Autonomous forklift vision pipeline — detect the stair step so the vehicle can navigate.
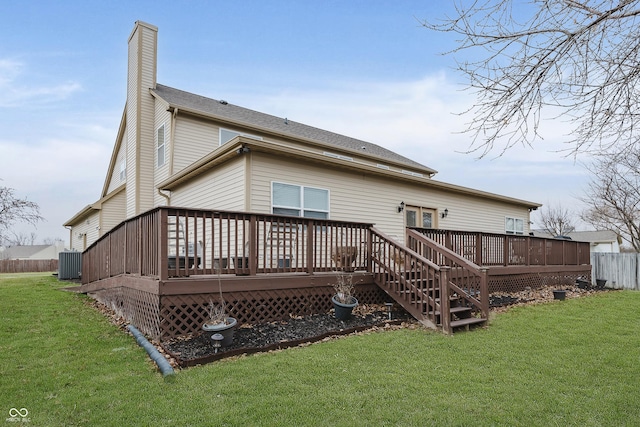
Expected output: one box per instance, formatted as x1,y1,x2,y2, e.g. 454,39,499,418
429,306,472,316
450,317,486,329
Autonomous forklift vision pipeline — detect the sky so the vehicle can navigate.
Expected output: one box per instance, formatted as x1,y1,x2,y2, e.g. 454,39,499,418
0,1,593,246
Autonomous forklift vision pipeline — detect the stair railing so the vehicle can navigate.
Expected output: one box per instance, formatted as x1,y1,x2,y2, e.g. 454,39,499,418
407,229,489,329
369,227,445,328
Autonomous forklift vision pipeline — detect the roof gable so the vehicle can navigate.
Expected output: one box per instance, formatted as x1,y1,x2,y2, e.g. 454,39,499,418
150,84,437,175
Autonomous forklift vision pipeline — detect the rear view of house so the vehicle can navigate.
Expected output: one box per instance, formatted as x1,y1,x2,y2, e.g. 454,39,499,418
66,22,590,339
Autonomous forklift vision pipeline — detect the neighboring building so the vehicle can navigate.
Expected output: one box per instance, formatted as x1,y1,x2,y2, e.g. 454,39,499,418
532,230,620,253
64,21,541,251
0,244,66,260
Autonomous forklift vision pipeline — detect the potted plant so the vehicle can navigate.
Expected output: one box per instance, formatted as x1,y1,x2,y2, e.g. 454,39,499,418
202,265,237,347
331,272,358,320
202,299,237,346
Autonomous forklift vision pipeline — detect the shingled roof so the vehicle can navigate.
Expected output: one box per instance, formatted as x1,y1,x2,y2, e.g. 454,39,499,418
151,84,437,174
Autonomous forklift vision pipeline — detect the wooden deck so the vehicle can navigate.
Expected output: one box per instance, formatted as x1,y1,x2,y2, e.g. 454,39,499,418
78,207,591,340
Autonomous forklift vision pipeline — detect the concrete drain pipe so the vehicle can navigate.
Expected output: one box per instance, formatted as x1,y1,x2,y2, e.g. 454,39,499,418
127,325,175,378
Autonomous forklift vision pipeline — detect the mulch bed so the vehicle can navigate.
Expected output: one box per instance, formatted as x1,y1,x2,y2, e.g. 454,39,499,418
161,304,413,367
80,283,612,369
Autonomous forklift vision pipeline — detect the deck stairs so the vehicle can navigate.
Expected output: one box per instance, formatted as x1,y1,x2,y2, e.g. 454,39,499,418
370,227,489,333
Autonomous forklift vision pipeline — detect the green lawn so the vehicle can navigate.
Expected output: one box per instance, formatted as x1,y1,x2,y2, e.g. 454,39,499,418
2,273,640,426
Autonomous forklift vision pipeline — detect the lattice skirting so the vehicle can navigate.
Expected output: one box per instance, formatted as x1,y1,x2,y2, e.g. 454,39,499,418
91,283,386,341
90,287,161,339
159,284,386,340
489,270,592,294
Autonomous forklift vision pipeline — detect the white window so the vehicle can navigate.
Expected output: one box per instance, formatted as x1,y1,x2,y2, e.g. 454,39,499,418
119,158,126,182
506,217,525,235
272,182,329,219
219,128,262,146
157,124,165,167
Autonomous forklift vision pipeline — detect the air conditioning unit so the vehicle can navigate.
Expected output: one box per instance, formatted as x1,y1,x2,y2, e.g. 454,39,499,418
58,251,82,280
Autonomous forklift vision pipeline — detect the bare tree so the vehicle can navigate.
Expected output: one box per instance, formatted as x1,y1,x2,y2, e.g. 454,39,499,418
7,232,38,246
539,204,576,236
43,237,64,246
423,1,640,158
0,183,43,243
581,150,640,251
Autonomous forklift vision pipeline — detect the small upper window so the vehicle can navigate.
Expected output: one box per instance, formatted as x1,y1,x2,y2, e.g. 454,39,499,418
157,124,165,167
219,128,262,146
119,158,126,182
506,217,525,235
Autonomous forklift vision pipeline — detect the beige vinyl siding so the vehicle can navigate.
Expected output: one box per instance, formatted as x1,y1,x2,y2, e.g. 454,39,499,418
173,116,219,173
106,142,128,194
126,22,157,218
250,152,531,239
169,157,246,210
70,212,100,251
125,28,138,219
100,190,127,236
153,101,171,206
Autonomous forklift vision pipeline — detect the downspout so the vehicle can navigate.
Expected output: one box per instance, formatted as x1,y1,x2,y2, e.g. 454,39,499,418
157,107,177,207
169,108,178,176
157,188,171,206
64,226,72,250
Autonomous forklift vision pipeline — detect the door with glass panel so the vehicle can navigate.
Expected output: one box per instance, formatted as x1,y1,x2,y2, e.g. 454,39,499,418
405,206,436,229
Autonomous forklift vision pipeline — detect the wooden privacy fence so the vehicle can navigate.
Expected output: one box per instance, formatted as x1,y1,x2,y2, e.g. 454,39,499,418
591,253,640,290
0,259,58,273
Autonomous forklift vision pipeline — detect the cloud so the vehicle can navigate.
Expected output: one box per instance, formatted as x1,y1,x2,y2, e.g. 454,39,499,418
219,71,595,231
0,57,82,107
234,72,578,160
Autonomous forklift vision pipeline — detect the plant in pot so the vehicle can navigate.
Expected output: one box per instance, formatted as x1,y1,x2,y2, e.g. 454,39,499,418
331,272,358,320
202,266,237,347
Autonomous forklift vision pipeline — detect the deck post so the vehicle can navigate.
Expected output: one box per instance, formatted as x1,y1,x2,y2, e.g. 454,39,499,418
106,232,111,279
306,218,314,274
249,215,257,276
439,266,451,334
367,227,374,273
475,232,482,266
137,216,143,276
159,209,168,281
480,267,489,318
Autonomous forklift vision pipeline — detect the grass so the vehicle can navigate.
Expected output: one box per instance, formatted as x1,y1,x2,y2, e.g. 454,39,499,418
2,273,640,426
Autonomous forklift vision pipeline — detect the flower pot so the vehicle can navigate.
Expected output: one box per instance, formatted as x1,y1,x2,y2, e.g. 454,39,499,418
332,295,358,320
596,279,606,290
202,317,237,347
553,290,567,301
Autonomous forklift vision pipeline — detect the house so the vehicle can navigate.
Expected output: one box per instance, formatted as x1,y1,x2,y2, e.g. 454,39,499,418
64,21,541,252
67,22,590,339
0,244,65,261
532,230,620,253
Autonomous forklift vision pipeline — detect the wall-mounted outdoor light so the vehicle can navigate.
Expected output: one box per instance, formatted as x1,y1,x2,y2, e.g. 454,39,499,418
441,208,449,218
397,201,405,213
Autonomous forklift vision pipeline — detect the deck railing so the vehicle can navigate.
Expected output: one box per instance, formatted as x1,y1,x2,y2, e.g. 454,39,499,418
82,207,372,284
412,228,591,267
